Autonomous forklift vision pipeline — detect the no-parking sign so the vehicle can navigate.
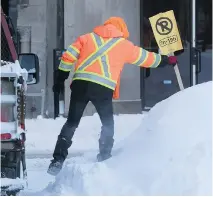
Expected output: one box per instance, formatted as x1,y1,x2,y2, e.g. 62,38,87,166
149,10,183,55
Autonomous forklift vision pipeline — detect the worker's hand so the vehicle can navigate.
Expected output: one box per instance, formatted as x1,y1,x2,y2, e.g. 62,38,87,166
52,83,64,93
168,56,178,66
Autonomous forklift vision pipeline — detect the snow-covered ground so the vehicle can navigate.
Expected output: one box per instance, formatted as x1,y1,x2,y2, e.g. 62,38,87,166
17,81,213,195
21,114,144,194
24,114,143,156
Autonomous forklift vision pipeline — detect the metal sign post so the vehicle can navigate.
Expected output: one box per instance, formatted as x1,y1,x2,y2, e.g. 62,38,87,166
173,64,185,90
168,52,184,90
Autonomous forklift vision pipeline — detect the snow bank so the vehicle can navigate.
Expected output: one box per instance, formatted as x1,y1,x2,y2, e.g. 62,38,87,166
46,81,212,196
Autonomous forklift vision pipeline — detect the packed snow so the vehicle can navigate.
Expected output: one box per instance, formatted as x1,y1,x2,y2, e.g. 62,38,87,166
17,81,212,196
0,95,16,104
1,178,25,192
21,114,144,194
24,114,143,155
0,60,28,81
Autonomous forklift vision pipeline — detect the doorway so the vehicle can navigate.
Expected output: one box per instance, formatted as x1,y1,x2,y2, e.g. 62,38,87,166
140,0,212,110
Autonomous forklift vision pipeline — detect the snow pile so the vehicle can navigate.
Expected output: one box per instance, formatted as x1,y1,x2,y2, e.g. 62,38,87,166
44,162,142,196
28,68,36,73
43,81,212,196
1,60,28,81
1,178,25,193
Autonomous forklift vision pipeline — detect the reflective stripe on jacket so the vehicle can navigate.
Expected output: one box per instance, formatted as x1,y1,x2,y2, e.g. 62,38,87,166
73,33,124,89
58,30,162,91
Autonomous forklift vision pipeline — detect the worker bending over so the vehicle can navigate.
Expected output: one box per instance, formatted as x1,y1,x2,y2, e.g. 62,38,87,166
48,16,178,176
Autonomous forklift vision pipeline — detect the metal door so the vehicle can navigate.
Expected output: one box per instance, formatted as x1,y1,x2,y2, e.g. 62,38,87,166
140,0,212,110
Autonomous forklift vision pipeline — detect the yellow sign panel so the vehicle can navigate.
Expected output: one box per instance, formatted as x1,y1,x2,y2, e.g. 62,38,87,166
149,10,183,55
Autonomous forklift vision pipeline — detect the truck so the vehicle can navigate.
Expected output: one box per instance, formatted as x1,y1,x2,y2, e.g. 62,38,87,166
1,7,40,195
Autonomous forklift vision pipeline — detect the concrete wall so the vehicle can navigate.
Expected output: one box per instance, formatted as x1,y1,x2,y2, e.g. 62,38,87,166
16,0,142,118
64,0,141,116
17,0,58,118
44,0,58,118
17,0,48,118
14,0,212,118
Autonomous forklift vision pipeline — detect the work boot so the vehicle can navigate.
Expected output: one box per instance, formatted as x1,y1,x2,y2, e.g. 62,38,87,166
97,138,114,162
53,135,72,161
97,152,112,162
48,135,72,176
47,159,64,176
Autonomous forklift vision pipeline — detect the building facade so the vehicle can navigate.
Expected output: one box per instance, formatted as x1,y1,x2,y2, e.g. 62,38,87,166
2,0,212,118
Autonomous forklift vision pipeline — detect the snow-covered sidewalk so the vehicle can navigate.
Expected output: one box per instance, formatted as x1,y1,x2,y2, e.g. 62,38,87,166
24,114,144,156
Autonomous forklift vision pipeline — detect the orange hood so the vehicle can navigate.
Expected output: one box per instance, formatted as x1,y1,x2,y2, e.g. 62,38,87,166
93,16,129,39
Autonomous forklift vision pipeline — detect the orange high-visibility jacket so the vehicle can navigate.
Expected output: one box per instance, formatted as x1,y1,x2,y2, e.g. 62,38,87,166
59,24,162,99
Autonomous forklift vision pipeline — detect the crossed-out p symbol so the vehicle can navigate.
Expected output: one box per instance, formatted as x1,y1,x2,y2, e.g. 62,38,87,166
155,17,173,35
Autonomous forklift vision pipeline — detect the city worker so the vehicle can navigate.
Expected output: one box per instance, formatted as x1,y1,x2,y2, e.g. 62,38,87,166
48,16,178,176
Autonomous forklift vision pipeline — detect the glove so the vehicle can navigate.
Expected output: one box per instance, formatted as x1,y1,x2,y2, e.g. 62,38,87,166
168,56,178,66
52,83,64,93
56,70,70,81
52,70,70,93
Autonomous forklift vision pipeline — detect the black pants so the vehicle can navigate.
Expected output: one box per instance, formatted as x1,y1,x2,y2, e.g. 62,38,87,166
53,80,114,161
